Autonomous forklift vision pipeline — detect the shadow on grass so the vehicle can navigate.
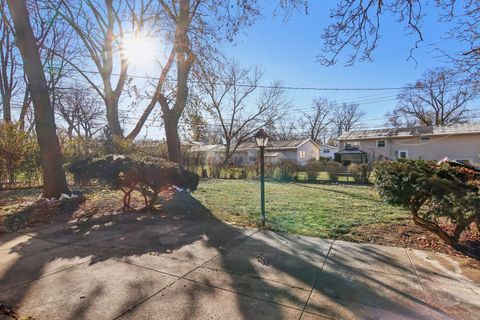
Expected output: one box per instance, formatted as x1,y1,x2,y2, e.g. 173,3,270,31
289,182,380,204
0,189,457,319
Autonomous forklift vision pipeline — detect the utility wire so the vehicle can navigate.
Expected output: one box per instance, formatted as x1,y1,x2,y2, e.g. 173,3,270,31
5,60,473,92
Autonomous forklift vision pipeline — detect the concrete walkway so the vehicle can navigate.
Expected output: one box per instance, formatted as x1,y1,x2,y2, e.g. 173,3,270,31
0,213,479,320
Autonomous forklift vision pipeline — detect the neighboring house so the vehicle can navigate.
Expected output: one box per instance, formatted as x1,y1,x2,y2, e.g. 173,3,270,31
190,138,321,166
336,124,480,164
189,143,226,164
232,138,321,165
319,144,338,160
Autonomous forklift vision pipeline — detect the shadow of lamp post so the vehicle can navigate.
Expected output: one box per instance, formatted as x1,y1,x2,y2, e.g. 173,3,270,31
255,129,269,227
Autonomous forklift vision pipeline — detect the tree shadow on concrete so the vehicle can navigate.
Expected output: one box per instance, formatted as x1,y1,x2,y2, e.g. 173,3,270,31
0,190,459,319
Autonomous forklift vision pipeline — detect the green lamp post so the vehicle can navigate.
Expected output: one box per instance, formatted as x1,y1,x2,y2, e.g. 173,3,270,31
255,129,269,227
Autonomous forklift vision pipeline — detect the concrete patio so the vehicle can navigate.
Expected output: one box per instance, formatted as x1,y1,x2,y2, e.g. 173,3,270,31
0,212,479,320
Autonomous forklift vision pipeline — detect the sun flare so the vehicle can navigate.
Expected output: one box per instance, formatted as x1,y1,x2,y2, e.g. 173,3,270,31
121,33,156,67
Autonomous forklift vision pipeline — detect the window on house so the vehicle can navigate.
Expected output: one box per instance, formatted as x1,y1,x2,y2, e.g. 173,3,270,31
248,156,256,162
420,137,431,141
398,150,408,159
345,141,359,149
299,150,306,159
323,149,330,153
377,140,386,148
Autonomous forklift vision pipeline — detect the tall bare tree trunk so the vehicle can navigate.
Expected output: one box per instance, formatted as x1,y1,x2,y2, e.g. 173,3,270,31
160,0,194,164
163,111,182,163
1,94,11,122
7,0,70,198
18,87,30,130
105,95,123,138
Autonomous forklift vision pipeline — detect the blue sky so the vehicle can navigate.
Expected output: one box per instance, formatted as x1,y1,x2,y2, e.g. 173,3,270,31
220,1,468,129
125,1,473,139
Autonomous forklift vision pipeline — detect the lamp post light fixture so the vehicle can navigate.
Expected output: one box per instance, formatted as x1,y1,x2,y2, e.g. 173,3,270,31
255,129,269,227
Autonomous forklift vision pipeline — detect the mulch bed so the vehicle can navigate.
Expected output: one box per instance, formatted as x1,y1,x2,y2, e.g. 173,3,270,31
0,196,86,234
347,220,480,260
0,303,26,320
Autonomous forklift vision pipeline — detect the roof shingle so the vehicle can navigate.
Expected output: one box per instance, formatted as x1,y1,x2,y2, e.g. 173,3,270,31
235,139,316,151
338,123,480,141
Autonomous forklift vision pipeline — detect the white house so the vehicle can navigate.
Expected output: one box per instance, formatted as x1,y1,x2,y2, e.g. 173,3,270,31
189,138,322,165
319,144,338,160
229,138,321,165
189,143,226,164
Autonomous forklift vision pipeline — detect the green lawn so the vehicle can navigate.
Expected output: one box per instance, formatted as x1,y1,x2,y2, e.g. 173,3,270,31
1,179,408,239
193,179,409,238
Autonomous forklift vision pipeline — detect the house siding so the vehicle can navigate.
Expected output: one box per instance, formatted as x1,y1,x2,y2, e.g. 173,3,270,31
226,139,321,166
296,141,320,165
339,134,480,163
320,146,337,159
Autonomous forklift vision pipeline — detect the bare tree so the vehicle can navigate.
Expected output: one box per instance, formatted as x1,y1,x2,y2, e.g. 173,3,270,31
384,108,418,128
0,1,17,123
54,0,157,140
7,0,69,197
56,86,104,138
0,4,31,127
334,103,365,136
203,125,223,145
319,0,480,84
0,0,74,127
440,1,480,85
194,59,289,164
182,96,208,142
268,118,300,140
302,97,335,142
395,69,474,126
319,1,424,65
150,0,276,163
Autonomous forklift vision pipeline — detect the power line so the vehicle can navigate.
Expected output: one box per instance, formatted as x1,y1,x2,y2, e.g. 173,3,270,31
7,99,480,127
7,60,471,92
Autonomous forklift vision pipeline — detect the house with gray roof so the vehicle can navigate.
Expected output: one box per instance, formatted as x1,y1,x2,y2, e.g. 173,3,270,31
190,138,321,165
231,138,321,165
189,143,226,164
336,123,480,164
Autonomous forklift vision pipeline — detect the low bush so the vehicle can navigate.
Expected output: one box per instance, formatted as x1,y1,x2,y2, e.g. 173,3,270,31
275,159,297,181
265,164,275,179
0,122,41,188
374,159,480,247
67,155,200,209
238,168,248,179
61,135,103,163
100,128,136,155
182,150,205,173
325,161,344,182
208,162,222,178
349,163,373,184
305,160,320,182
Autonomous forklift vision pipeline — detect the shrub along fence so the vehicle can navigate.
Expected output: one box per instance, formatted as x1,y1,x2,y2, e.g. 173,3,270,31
0,127,373,190
196,159,373,184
